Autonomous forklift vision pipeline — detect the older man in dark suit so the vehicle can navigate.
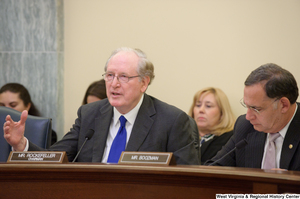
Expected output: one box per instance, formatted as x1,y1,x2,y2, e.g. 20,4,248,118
206,63,300,171
3,47,200,165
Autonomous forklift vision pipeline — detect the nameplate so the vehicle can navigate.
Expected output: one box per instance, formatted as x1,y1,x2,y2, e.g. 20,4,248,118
7,151,69,164
118,152,176,165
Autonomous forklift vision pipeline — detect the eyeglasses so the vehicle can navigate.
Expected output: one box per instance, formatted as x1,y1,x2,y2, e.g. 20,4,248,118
240,98,278,115
102,73,141,83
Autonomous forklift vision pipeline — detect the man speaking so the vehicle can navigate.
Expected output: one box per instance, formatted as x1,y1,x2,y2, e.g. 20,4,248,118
3,47,200,165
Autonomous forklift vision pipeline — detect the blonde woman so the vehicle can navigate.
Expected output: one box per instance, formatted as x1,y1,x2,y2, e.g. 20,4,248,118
189,87,235,164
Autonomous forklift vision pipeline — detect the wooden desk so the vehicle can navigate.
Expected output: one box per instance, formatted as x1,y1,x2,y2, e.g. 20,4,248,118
0,163,299,199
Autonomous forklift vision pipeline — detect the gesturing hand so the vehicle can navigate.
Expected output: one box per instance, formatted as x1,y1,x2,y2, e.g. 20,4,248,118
3,110,28,151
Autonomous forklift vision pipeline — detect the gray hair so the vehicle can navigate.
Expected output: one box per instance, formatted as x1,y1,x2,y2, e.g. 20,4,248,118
104,47,155,85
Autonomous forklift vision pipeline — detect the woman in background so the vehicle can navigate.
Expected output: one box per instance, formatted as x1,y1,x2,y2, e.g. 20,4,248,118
0,83,57,145
189,87,235,164
82,79,107,105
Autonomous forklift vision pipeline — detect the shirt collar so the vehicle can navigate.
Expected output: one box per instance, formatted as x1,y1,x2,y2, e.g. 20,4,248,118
113,94,144,126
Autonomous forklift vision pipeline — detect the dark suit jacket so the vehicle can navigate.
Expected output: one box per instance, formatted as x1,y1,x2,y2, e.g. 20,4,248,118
205,103,300,171
201,131,233,165
29,94,200,165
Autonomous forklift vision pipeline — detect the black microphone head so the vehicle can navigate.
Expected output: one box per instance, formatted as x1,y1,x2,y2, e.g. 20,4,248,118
85,129,95,140
235,139,248,149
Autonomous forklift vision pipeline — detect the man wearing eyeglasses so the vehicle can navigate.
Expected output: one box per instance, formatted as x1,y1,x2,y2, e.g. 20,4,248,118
206,63,300,171
3,47,200,165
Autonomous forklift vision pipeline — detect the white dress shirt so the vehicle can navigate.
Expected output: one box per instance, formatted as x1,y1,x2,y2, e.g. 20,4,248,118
101,94,144,163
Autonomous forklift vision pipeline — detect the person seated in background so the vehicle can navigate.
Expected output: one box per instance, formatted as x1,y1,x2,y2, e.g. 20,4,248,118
3,47,199,165
189,87,235,164
205,63,300,171
82,79,107,105
0,83,57,145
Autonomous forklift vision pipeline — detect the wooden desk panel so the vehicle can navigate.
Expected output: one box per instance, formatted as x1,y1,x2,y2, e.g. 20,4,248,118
0,163,299,199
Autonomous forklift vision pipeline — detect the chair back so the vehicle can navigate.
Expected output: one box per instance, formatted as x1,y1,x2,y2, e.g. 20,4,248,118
0,106,52,162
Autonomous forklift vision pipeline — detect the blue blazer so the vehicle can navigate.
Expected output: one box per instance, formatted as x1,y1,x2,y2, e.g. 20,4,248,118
29,94,200,165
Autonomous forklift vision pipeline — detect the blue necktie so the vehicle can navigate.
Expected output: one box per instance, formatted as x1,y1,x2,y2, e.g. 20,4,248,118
107,116,127,163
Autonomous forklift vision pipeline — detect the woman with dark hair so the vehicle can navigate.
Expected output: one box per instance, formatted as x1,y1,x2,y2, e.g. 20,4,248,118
0,83,57,145
82,79,107,105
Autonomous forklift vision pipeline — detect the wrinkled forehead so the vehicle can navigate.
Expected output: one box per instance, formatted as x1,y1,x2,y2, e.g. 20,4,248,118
107,51,139,72
243,83,270,104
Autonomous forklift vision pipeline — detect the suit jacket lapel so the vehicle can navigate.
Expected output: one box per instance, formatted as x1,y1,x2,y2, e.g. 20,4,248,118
92,103,113,162
126,94,155,151
245,131,266,168
280,104,300,169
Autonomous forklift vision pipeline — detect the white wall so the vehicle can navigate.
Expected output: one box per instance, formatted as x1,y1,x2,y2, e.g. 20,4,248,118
64,0,300,134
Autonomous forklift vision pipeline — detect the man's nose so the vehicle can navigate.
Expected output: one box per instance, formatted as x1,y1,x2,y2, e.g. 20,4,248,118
245,108,255,121
111,75,120,86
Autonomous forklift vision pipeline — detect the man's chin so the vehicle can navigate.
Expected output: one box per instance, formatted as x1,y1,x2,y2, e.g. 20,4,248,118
253,126,270,133
109,99,121,107
253,124,263,132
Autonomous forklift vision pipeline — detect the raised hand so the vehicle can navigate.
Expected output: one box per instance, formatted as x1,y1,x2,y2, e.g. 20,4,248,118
3,110,28,151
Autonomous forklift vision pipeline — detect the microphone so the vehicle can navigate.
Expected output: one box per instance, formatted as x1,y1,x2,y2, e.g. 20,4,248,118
72,129,95,163
208,138,248,166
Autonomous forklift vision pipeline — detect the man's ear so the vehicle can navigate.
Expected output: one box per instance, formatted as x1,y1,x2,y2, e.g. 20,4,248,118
279,97,290,113
141,76,150,93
